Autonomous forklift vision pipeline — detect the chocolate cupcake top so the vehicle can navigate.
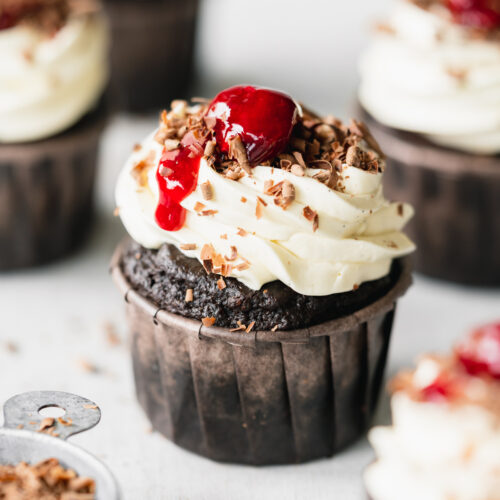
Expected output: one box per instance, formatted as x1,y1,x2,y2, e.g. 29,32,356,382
359,0,500,154
365,321,500,500
0,0,108,143
116,86,415,296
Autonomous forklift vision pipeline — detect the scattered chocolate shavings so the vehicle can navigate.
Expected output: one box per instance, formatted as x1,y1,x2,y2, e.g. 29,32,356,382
185,289,193,302
290,164,305,176
346,145,361,167
200,244,215,260
130,150,156,187
133,143,142,152
38,418,55,433
353,284,359,291
83,404,97,410
374,22,396,35
0,458,96,498
4,341,18,353
240,196,247,203
237,227,248,237
225,246,238,261
77,359,99,374
397,203,404,216
230,320,247,332
217,278,226,290
446,67,468,83
113,207,120,217
102,321,121,347
246,321,255,333
200,180,213,201
204,140,216,156
200,209,218,216
235,262,250,271
164,139,180,151
202,259,212,274
194,202,206,212
158,165,173,177
303,206,319,232
228,135,252,174
202,317,216,327
292,151,306,168
57,417,72,427
220,234,228,240
255,197,265,219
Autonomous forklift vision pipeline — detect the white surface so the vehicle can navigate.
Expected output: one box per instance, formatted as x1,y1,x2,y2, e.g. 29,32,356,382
1,0,500,498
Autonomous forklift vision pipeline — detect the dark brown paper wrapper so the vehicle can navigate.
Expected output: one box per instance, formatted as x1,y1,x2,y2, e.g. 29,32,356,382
358,105,500,285
0,107,106,270
105,0,199,113
111,241,412,465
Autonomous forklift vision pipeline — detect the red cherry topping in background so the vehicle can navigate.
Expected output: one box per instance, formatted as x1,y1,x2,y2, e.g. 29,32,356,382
206,85,298,165
421,374,457,403
456,322,500,379
155,131,206,231
447,0,500,29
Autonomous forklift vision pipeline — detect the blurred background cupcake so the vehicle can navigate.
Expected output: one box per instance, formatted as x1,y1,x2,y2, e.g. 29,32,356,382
103,0,199,113
358,0,500,285
0,0,109,269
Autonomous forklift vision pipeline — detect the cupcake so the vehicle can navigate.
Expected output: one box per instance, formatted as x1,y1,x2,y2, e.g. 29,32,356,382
358,0,500,285
365,321,500,500
111,85,415,464
103,0,199,112
0,0,109,269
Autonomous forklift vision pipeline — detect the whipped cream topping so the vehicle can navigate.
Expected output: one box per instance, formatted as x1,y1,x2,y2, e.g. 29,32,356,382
0,11,108,143
116,129,415,296
365,357,500,500
359,0,500,154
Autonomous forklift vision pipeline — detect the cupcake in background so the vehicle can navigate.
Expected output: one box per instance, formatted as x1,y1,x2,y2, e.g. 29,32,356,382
358,0,500,285
112,85,415,464
365,321,500,500
0,0,109,269
104,0,199,112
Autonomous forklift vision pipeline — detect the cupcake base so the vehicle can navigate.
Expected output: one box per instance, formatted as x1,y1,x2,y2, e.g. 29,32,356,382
105,0,199,112
359,106,500,285
111,240,412,465
0,105,107,270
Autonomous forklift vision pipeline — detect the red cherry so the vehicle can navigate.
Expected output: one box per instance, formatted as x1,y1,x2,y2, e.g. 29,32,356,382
447,0,500,29
456,322,500,379
206,85,298,165
421,373,458,403
155,131,206,231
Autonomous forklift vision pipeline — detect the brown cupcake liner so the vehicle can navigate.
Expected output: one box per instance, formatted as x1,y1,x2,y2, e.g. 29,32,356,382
111,240,412,465
359,106,500,285
0,107,106,270
105,0,199,113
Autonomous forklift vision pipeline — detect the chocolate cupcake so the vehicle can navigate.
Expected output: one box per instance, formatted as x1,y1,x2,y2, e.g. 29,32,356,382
112,85,415,464
365,321,500,500
0,0,109,269
104,0,199,112
358,0,500,285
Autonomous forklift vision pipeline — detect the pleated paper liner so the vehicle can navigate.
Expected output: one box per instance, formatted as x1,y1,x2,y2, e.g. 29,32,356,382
105,0,199,113
0,105,107,270
358,105,500,285
111,240,412,465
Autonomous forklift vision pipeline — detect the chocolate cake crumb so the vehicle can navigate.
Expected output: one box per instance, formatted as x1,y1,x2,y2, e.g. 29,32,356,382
121,240,400,331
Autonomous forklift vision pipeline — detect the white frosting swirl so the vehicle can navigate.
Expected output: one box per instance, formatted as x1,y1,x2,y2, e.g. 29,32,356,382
359,0,500,154
0,12,109,143
116,130,414,296
365,391,500,500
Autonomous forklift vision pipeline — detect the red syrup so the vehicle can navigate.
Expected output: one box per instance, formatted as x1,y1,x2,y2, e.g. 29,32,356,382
155,131,205,231
154,85,297,231
421,374,457,403
456,321,500,379
447,0,500,29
